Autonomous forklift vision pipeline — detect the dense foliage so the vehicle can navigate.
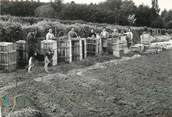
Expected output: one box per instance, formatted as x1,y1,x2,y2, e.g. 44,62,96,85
1,0,172,29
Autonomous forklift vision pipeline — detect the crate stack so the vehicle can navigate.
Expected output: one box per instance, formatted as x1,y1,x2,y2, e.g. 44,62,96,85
140,33,151,47
0,42,16,72
71,37,86,61
86,37,102,56
107,37,120,57
41,40,57,66
57,37,86,63
57,39,72,63
119,36,129,54
16,40,27,66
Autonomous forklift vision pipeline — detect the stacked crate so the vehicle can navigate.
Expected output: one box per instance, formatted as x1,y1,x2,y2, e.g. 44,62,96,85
119,36,129,54
41,40,57,66
16,40,27,66
57,39,72,63
71,37,86,61
57,37,86,63
107,37,120,57
0,42,16,72
140,33,151,46
86,37,102,56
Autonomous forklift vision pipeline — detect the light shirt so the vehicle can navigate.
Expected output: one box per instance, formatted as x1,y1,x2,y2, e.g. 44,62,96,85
46,32,55,40
125,31,133,39
101,31,109,38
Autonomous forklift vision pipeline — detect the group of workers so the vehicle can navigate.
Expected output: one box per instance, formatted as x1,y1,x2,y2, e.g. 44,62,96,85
26,27,133,73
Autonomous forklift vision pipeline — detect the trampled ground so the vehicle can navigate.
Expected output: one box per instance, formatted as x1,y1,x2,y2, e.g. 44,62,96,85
1,51,172,117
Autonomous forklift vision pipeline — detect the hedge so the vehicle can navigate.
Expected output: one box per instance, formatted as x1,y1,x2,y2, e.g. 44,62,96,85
0,20,103,42
0,16,171,43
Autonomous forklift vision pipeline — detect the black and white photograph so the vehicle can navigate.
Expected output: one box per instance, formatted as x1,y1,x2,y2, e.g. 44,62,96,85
0,0,172,116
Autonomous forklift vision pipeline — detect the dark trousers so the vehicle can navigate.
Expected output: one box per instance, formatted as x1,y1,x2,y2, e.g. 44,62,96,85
127,42,132,48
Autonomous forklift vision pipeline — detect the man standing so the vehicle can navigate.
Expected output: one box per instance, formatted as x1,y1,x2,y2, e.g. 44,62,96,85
68,28,78,39
89,29,97,38
125,29,133,48
46,29,55,40
100,28,109,53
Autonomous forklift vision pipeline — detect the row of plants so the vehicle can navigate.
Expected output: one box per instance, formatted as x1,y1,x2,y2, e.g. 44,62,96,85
0,18,171,43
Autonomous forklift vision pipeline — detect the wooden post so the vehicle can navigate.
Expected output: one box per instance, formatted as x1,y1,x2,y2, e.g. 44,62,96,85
79,39,83,60
84,38,87,59
99,38,102,54
69,40,72,63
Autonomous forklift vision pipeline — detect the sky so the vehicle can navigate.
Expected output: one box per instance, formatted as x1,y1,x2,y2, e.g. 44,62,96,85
40,0,171,11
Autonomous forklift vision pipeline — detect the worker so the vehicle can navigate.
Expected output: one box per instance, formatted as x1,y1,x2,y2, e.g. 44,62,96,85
124,28,133,48
89,29,97,38
26,29,39,73
68,28,78,39
100,28,110,53
112,28,121,38
46,29,55,40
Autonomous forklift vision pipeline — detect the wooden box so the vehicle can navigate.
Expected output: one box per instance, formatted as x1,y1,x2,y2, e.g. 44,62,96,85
107,37,120,57
0,42,16,72
16,40,27,66
57,39,72,63
119,36,129,54
71,38,86,61
86,37,102,56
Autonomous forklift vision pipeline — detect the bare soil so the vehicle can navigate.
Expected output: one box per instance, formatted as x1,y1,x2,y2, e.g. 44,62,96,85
1,51,172,117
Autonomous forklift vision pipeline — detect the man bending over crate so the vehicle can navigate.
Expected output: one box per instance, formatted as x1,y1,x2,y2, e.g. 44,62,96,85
26,29,53,73
26,29,39,73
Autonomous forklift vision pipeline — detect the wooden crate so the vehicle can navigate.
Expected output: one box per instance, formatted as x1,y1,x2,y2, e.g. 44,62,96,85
71,38,86,61
141,33,151,46
0,42,16,72
16,40,27,66
86,37,101,56
57,39,72,63
107,37,120,57
57,37,86,63
0,63,16,72
119,36,129,54
0,42,16,52
41,40,57,66
0,52,16,64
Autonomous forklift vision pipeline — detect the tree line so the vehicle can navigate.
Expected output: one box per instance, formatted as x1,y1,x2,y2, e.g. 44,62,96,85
1,0,172,29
